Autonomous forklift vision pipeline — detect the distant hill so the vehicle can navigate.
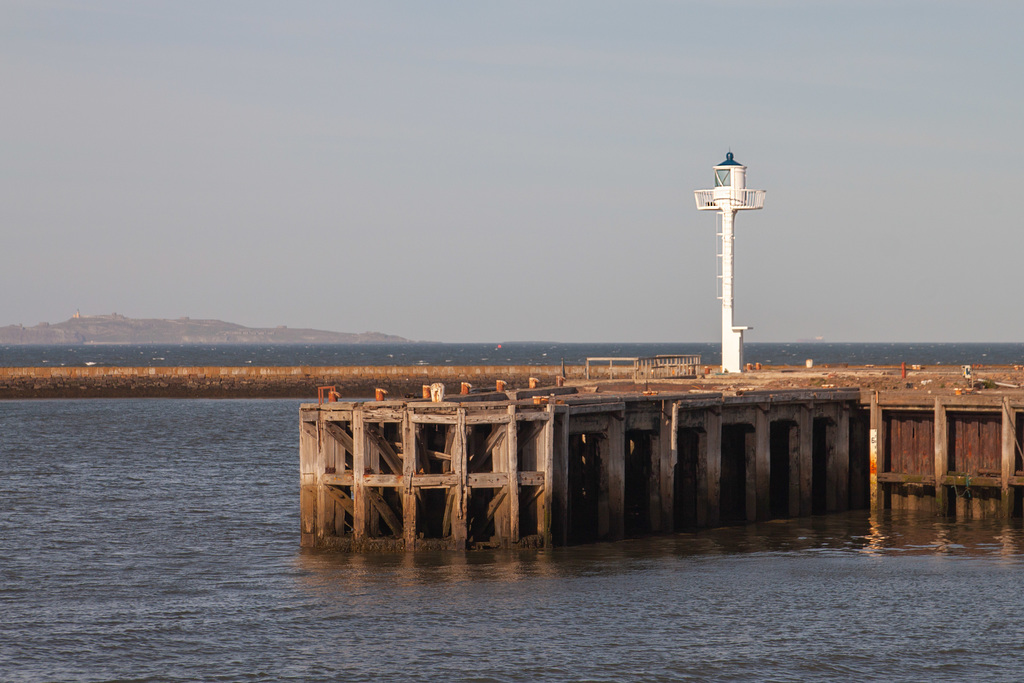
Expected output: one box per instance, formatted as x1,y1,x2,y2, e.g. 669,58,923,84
0,314,409,345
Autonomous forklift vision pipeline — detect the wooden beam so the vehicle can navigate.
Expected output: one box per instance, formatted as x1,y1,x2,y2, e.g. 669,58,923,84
556,412,570,546
705,408,722,528
365,486,402,536
605,410,625,541
745,422,758,523
799,404,813,517
755,406,770,521
835,404,850,512
467,472,509,487
659,401,677,533
299,421,318,547
787,421,800,518
485,488,508,525
322,473,354,486
1001,397,1016,518
352,411,367,541
410,414,459,425
507,404,519,544
442,488,454,538
869,393,881,512
452,409,468,549
324,421,354,453
403,412,417,549
365,425,403,475
325,485,355,517
934,398,948,515
411,473,459,488
540,404,555,546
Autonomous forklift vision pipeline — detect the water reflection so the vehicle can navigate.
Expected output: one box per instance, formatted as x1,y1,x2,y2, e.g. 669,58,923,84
295,510,1024,596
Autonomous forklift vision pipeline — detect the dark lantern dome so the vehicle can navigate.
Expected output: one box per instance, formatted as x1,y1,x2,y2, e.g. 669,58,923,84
717,151,742,167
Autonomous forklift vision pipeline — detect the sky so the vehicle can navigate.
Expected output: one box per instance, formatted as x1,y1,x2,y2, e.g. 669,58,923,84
2,1,1023,343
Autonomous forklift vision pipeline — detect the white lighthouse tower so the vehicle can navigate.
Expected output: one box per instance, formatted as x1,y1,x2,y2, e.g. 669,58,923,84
694,152,765,373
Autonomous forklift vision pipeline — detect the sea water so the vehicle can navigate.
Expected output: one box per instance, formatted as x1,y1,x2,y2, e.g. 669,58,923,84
2,341,1024,368
4,399,1024,681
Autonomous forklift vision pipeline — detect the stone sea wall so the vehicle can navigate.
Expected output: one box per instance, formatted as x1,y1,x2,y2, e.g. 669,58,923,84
0,365,578,399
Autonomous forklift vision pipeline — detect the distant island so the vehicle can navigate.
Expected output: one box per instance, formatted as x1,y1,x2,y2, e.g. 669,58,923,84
0,313,408,345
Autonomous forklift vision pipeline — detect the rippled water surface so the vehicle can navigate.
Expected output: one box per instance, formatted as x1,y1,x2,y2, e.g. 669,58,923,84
5,399,1024,681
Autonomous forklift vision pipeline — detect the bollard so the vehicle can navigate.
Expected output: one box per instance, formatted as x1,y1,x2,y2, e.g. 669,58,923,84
460,382,472,395
495,380,507,392
430,383,445,402
556,376,565,387
805,359,814,368
528,377,539,389
375,388,388,401
422,385,431,399
901,362,906,379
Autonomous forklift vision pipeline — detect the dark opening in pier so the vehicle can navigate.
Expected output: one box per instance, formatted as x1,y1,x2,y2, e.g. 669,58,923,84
720,424,751,522
417,424,453,475
624,431,653,537
417,488,450,540
467,423,504,475
367,486,403,538
770,421,794,518
1016,414,1024,475
519,485,541,541
568,433,601,543
468,487,501,547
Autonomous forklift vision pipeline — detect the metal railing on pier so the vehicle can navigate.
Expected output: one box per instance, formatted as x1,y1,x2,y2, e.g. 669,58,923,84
585,355,701,381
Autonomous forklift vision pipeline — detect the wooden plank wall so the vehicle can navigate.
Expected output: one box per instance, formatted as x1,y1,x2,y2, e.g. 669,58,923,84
870,394,1024,519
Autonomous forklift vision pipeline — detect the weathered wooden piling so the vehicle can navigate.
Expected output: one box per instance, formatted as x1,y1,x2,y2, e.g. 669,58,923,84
300,386,865,550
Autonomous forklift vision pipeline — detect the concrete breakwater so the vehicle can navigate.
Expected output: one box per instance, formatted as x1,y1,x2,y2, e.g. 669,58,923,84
0,365,574,399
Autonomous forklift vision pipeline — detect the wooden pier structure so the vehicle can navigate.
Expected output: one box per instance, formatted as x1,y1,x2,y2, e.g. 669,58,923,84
870,391,1024,518
299,386,868,550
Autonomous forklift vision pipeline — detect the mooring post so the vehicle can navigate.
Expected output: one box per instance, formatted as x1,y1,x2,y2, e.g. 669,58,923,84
934,398,948,516
1001,397,1016,518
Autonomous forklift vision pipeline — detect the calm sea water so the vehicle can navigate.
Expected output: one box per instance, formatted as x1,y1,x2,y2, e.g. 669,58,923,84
5,399,1024,681
2,341,1024,368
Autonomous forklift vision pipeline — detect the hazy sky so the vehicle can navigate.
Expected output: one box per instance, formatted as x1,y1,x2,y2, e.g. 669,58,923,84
3,1,1022,343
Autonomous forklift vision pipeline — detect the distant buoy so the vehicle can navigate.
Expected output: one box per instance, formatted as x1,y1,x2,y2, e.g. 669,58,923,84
497,344,502,349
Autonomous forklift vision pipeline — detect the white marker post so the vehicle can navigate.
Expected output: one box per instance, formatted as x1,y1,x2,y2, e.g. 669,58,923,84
694,152,765,373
